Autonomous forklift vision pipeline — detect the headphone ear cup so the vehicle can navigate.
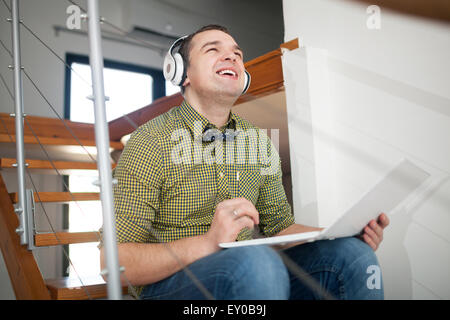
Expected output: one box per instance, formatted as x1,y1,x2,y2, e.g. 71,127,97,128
242,70,251,94
163,52,175,82
172,52,185,86
164,35,188,86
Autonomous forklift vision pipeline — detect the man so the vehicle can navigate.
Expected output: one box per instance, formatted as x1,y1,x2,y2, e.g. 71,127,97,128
100,25,389,300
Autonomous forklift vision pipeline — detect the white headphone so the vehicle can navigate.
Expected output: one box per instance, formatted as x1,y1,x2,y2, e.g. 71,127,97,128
163,36,251,95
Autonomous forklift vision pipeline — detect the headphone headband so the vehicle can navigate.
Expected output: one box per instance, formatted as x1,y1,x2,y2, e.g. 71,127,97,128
168,35,187,55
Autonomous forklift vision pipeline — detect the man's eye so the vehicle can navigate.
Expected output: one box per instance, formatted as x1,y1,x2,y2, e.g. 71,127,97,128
235,52,242,58
207,48,217,52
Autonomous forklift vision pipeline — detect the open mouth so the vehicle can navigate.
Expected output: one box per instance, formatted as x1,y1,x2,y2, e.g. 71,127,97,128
216,68,238,79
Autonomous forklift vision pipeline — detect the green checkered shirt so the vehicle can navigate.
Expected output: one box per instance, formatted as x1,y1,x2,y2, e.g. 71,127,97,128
112,100,294,294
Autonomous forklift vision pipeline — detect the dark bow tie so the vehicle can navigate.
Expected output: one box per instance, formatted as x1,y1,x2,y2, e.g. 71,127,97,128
202,127,241,142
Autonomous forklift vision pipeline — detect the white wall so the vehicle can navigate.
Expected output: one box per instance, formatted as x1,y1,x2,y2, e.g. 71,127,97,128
282,0,450,299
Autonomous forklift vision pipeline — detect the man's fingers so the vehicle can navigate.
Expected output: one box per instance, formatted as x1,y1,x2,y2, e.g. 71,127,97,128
369,220,384,240
364,225,380,245
221,198,259,225
233,204,259,225
363,233,377,251
378,213,390,229
356,213,389,251
235,215,255,233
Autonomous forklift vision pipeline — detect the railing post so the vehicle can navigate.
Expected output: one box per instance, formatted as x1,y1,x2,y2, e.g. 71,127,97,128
86,0,122,300
10,0,29,247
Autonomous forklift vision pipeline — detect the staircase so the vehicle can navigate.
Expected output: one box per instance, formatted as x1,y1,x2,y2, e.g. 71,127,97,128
0,112,126,300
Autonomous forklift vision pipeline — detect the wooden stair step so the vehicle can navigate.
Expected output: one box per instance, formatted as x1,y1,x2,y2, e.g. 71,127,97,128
0,158,116,174
35,231,100,247
0,133,124,150
46,276,128,300
9,191,100,204
0,113,124,150
1,157,96,170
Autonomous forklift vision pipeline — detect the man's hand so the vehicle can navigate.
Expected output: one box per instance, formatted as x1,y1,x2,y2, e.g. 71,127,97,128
205,197,260,248
359,213,390,251
272,223,324,250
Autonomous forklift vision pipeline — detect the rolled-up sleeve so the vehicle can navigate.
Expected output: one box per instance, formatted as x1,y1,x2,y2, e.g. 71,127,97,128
110,128,164,244
256,133,295,237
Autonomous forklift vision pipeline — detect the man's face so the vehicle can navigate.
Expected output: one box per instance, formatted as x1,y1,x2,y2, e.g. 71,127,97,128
183,29,246,98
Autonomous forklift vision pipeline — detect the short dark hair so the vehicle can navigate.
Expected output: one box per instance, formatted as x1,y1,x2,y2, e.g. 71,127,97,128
178,24,232,93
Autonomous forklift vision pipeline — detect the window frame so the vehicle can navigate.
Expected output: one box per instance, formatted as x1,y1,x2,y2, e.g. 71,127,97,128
63,52,165,120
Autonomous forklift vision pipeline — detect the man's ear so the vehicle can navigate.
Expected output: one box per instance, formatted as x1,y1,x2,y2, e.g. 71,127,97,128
182,76,190,87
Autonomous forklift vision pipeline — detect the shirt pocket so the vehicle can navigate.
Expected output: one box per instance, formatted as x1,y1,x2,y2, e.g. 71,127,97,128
236,167,264,205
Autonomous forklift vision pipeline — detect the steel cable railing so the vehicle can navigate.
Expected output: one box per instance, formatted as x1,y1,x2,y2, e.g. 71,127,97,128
0,0,117,299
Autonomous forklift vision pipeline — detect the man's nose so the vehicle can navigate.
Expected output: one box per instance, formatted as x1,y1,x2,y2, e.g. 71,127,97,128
222,50,237,62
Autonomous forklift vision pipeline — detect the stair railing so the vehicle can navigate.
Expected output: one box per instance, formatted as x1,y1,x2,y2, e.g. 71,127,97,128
86,0,121,300
10,0,32,249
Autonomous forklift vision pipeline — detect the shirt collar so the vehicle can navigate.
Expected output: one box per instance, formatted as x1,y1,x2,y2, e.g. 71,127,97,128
179,100,239,138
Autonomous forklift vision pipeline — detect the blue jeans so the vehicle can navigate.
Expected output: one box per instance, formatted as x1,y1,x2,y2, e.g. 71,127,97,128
139,237,384,300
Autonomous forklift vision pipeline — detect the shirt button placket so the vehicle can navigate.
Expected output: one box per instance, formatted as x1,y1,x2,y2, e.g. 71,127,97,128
216,163,228,200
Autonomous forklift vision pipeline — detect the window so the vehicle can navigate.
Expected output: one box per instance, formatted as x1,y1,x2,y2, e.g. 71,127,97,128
165,80,181,96
66,175,102,278
65,53,166,123
63,54,166,278
70,63,153,123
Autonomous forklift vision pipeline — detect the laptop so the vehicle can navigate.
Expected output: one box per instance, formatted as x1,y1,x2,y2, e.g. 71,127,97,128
219,159,430,248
